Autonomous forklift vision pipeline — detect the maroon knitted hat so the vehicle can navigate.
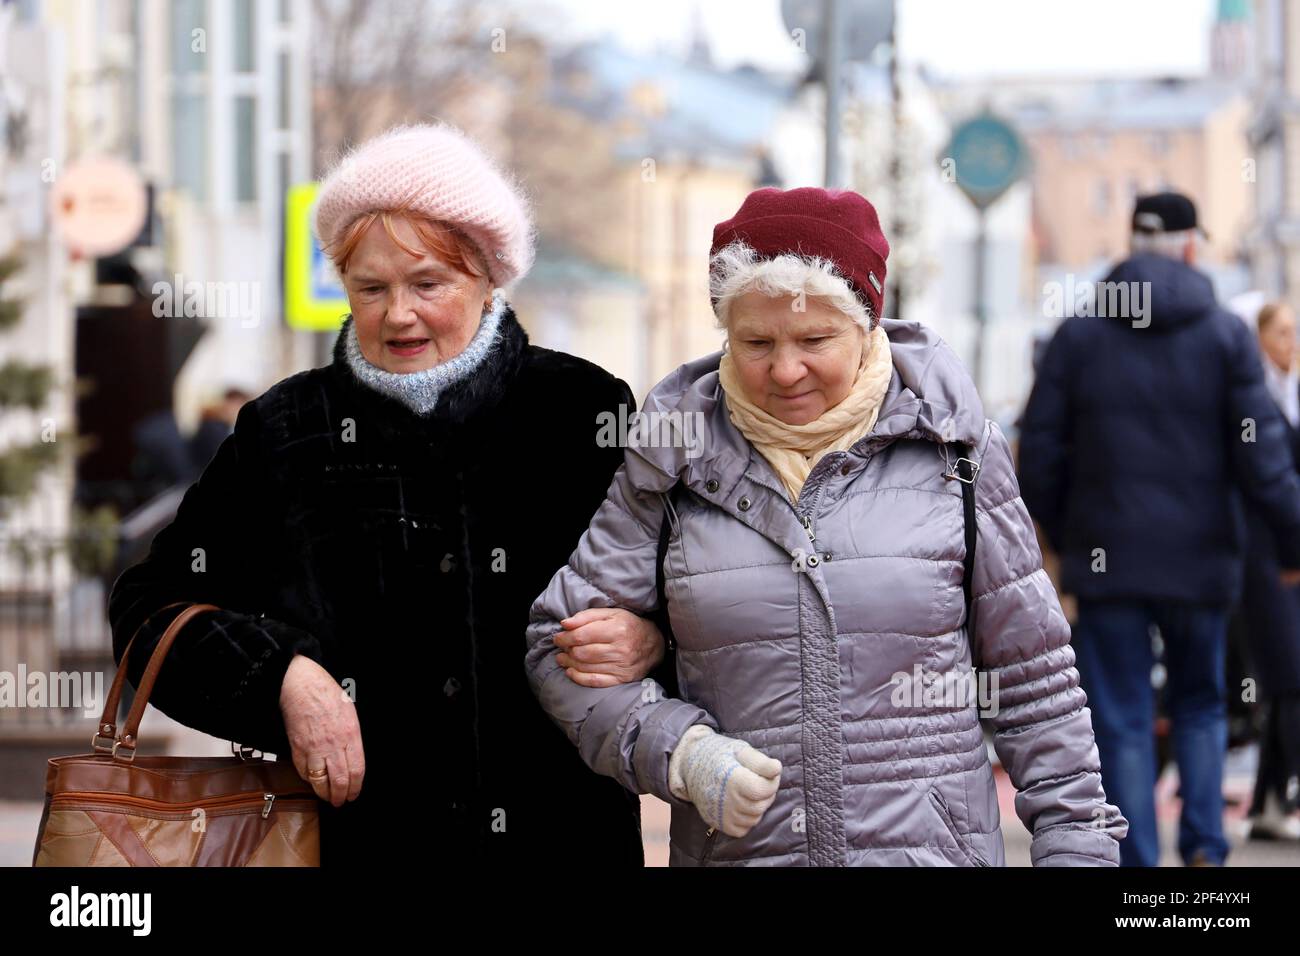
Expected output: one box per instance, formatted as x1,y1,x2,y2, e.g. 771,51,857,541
710,186,890,319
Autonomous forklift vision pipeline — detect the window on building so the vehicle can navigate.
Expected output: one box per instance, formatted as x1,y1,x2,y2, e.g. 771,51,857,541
170,0,208,200
235,96,257,202
234,0,256,73
171,93,208,200
278,51,291,130
170,0,206,74
278,151,292,208
1093,178,1111,216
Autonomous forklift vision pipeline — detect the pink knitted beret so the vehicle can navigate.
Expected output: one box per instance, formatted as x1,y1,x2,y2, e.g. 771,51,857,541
313,123,535,289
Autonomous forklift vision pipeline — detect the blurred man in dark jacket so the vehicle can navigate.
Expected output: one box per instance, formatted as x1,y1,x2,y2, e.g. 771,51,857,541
1018,192,1300,866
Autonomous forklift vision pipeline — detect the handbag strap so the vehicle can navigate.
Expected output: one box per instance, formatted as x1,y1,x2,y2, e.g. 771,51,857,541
93,602,219,761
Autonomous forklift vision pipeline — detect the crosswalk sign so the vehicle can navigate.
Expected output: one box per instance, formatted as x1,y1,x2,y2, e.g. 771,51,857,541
284,182,351,330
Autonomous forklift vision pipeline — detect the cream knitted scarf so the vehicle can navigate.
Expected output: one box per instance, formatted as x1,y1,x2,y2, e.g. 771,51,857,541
718,323,894,504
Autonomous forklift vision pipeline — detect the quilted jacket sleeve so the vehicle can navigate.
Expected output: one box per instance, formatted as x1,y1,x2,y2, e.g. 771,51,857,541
970,420,1129,866
525,451,718,806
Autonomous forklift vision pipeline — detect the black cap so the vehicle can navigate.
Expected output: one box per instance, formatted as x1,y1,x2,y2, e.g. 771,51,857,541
1131,191,1209,239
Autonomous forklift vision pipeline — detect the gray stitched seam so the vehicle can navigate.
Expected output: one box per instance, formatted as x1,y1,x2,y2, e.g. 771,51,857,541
798,572,847,866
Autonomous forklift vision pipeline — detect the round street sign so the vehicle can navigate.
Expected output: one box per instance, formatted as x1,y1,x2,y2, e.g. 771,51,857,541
943,114,1027,210
49,157,148,257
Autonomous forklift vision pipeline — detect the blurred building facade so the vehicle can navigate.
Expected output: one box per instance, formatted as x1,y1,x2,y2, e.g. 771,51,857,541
527,39,799,395
1246,0,1300,300
1018,81,1252,270
0,1,74,731
0,0,315,769
148,0,316,425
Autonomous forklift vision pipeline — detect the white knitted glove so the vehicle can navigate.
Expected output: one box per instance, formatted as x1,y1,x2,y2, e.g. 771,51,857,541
668,725,782,838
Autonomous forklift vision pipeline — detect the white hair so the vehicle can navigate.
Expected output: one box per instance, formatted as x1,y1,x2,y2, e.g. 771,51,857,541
708,240,874,331
1130,228,1198,260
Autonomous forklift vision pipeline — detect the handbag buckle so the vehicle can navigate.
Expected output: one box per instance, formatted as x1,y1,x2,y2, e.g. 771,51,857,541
91,725,116,754
111,739,136,762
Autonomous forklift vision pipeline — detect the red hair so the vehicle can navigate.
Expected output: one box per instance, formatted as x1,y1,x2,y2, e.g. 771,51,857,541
325,209,489,281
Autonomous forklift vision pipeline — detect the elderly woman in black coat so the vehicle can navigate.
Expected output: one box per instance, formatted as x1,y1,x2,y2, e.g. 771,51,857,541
109,123,666,867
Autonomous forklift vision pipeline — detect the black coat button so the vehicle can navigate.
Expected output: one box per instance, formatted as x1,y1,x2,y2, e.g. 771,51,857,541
443,677,462,698
840,463,852,476
705,479,719,493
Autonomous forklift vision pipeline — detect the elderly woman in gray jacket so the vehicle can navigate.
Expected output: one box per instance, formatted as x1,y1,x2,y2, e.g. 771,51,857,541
525,187,1128,866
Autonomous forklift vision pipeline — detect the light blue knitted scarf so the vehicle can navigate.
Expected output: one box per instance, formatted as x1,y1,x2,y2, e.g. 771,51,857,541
342,290,506,415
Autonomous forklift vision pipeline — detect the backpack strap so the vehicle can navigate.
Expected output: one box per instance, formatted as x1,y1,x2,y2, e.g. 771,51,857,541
654,487,677,652
946,442,982,663
648,484,682,697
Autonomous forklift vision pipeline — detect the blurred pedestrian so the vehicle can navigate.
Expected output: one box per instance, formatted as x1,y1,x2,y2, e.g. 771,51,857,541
1018,192,1300,866
1242,301,1300,840
188,386,252,469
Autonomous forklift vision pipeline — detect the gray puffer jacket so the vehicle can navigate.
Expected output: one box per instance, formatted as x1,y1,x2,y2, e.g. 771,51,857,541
525,318,1128,866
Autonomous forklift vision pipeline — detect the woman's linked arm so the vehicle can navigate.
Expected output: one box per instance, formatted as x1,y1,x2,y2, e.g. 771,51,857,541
107,400,324,756
971,420,1129,866
525,451,717,804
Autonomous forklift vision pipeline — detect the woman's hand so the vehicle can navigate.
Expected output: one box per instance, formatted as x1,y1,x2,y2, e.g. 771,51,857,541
554,608,666,688
668,725,782,838
279,654,365,807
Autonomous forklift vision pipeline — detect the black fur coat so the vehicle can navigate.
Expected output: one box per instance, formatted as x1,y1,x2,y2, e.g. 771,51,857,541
109,302,648,867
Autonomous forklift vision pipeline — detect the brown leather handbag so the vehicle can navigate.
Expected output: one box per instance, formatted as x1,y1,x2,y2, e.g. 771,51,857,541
33,603,321,866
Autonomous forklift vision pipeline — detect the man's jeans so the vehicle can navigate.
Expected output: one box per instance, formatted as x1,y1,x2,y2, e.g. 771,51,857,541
1072,600,1231,867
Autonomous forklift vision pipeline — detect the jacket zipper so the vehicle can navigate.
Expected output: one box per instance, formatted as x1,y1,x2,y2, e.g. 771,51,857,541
797,460,843,547
742,470,821,546
700,826,719,864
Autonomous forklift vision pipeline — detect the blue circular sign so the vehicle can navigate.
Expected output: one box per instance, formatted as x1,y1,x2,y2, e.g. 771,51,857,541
945,114,1026,210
